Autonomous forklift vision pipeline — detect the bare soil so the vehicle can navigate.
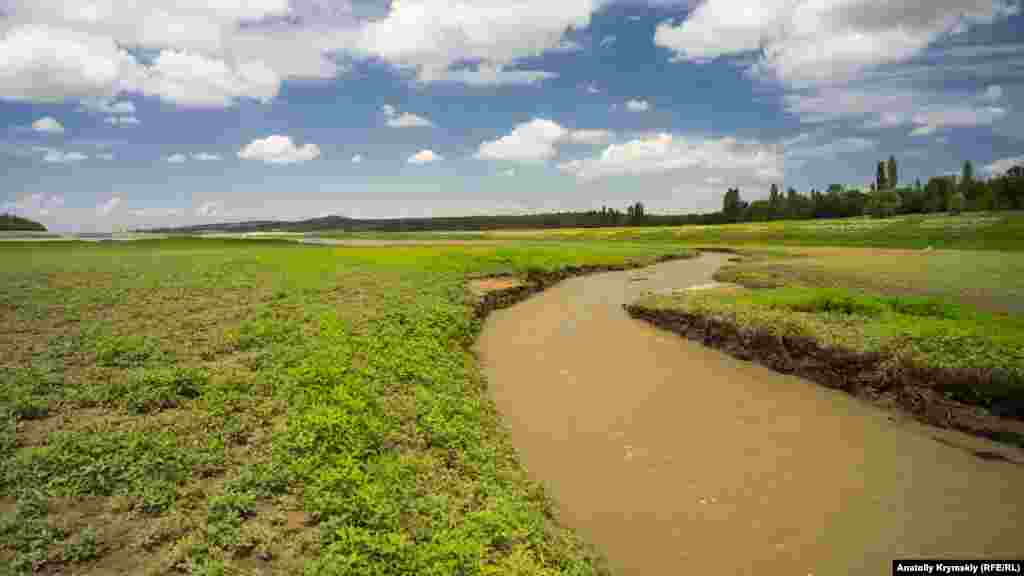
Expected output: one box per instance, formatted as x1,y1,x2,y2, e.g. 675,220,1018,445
476,253,1024,575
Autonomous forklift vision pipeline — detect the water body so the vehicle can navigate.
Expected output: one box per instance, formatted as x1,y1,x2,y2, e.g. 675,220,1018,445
477,253,1024,575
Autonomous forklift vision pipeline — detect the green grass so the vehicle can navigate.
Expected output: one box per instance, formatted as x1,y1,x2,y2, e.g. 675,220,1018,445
713,246,1024,314
0,238,690,575
634,287,1024,415
316,211,1024,252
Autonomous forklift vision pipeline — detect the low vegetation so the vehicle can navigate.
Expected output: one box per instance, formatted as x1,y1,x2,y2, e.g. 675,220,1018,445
0,214,46,232
0,238,688,575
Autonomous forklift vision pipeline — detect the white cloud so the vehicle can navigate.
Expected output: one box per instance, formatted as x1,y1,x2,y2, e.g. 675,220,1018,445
80,98,135,115
382,104,435,128
550,40,584,53
32,116,65,134
137,49,280,108
600,35,616,47
982,155,1024,175
35,147,87,163
556,133,782,183
437,64,557,86
408,149,442,165
626,99,650,112
351,154,363,163
981,84,1004,102
0,24,137,103
192,153,221,161
655,0,1019,87
104,115,140,126
196,201,225,218
354,0,597,83
96,152,114,160
238,135,321,165
568,129,613,145
167,153,187,163
909,105,1006,136
476,118,568,163
581,82,601,94
501,168,516,177
6,193,64,215
785,83,1011,136
97,196,121,216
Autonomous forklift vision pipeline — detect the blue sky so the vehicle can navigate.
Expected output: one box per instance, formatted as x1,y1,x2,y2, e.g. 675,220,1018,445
2,0,1023,232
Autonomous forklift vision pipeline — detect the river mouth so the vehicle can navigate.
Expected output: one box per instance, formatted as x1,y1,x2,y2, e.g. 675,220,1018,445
476,253,1024,575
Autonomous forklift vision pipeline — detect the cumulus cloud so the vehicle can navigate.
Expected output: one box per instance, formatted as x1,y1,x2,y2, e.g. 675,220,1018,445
192,152,221,161
351,154,363,163
981,85,1004,102
982,155,1024,175
626,99,650,112
166,153,187,163
6,193,65,215
104,116,140,126
909,105,1006,136
600,35,617,47
32,117,65,134
407,149,442,165
238,135,321,164
80,98,136,115
655,0,1019,87
382,105,434,128
97,196,121,216
556,133,782,183
568,129,613,145
196,201,225,218
34,147,87,163
354,0,597,83
137,50,280,108
476,118,568,163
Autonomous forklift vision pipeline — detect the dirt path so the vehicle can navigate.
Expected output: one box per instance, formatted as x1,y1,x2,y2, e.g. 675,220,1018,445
476,253,1024,575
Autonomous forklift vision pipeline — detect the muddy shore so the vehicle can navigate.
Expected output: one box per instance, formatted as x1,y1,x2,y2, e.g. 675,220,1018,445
625,305,1024,449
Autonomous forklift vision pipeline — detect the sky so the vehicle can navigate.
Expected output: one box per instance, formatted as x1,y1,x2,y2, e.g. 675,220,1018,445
2,0,1024,232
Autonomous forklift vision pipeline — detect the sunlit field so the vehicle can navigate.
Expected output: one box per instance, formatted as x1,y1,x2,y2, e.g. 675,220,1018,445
0,238,690,575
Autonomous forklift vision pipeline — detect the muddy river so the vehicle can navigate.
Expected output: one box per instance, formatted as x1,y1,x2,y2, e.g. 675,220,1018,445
476,253,1024,575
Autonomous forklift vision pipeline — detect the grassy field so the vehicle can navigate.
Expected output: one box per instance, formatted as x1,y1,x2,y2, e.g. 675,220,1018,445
317,211,1024,252
713,246,1024,314
0,238,692,575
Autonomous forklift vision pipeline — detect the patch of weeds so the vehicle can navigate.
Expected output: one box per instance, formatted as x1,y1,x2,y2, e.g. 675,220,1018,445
2,427,224,514
112,366,209,414
0,490,67,575
91,332,168,368
235,310,302,351
61,526,100,563
0,366,63,420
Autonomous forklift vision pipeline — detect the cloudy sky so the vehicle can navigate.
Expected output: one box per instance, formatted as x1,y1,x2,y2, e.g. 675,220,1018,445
2,0,1023,232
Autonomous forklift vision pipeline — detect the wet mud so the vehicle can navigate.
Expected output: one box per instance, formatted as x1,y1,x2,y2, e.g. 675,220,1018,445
475,253,1024,575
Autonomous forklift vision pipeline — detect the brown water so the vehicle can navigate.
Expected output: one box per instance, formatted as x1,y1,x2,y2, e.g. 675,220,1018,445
477,253,1024,575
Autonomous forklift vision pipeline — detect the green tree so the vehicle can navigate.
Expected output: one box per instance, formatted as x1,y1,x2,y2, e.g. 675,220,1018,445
887,155,898,189
722,188,744,222
876,161,888,192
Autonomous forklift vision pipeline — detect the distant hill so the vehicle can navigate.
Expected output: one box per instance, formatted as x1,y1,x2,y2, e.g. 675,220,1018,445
0,213,47,231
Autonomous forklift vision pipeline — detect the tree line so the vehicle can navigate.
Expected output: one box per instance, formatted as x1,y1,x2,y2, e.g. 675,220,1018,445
0,213,46,231
148,157,1024,234
711,156,1024,224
